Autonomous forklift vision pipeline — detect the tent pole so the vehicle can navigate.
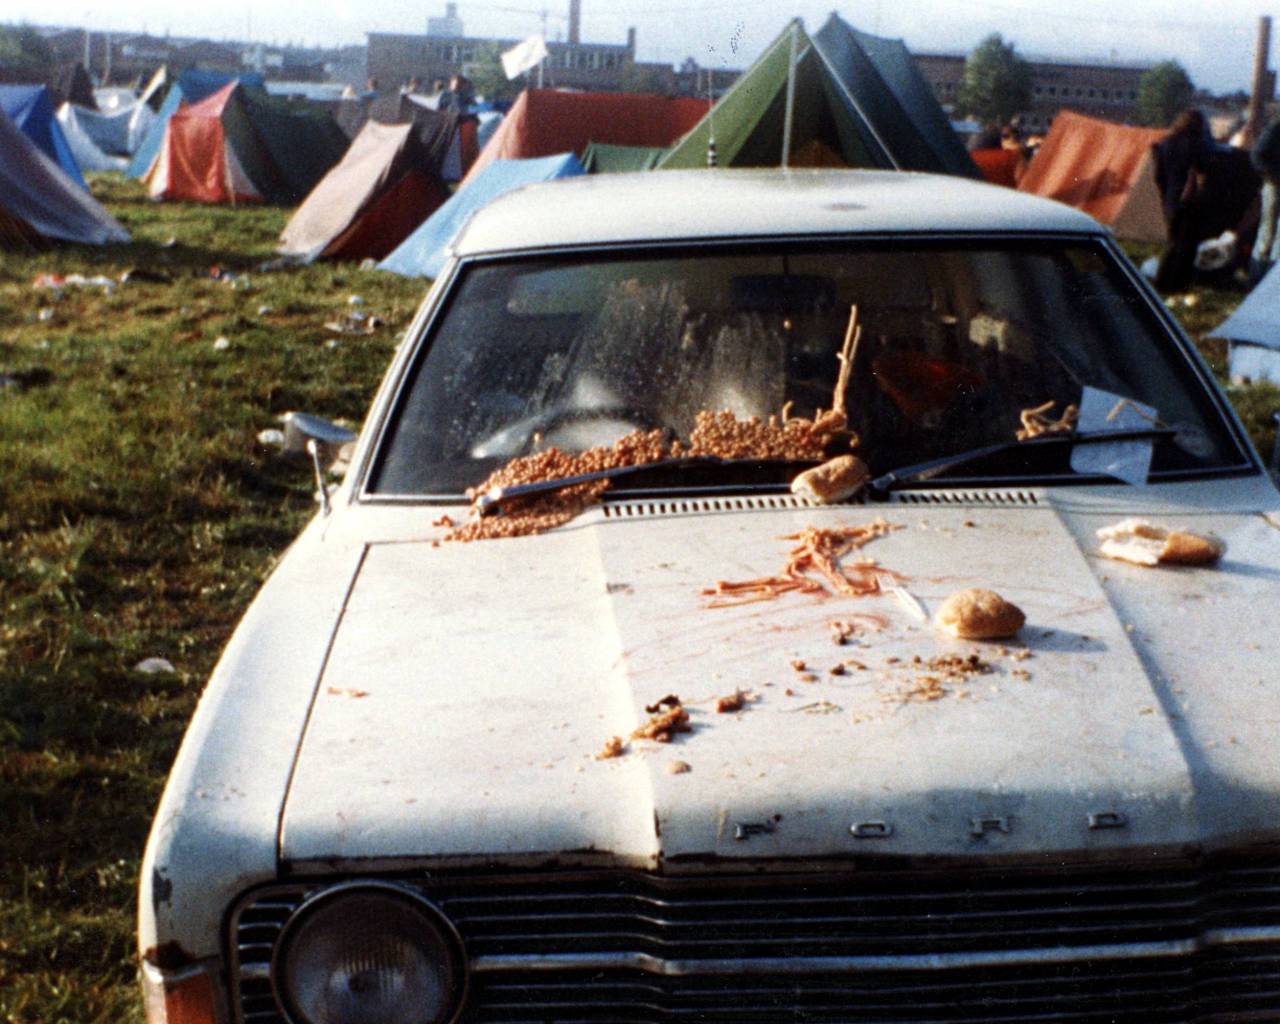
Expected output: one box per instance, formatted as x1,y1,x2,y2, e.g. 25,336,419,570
781,18,799,168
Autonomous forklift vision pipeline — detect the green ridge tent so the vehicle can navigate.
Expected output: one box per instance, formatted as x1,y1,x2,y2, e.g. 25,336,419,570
581,142,668,173
660,14,977,177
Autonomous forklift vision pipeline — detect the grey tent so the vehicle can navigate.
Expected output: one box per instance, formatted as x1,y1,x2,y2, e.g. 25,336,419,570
0,108,129,246
1211,265,1280,385
660,14,978,176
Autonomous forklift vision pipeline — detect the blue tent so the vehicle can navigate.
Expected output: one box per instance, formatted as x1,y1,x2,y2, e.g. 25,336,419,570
1211,263,1280,385
127,86,184,178
379,152,585,279
127,71,267,178
0,85,85,189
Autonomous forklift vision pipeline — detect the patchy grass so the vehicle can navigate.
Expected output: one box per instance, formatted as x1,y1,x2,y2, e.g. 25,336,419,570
2,176,1278,1023
0,174,423,1023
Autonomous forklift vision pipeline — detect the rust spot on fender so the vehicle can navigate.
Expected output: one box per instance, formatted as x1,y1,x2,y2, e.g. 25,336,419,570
143,940,197,970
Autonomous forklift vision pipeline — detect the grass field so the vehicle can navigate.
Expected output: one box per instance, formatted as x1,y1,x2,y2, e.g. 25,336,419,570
1,175,1277,1023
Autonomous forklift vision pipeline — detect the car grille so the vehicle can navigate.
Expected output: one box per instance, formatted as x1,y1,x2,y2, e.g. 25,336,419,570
231,856,1280,1023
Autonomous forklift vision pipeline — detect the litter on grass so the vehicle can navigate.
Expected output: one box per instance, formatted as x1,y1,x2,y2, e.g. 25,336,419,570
134,657,176,674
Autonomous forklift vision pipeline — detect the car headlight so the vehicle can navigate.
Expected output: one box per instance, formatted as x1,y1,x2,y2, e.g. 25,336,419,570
273,883,466,1024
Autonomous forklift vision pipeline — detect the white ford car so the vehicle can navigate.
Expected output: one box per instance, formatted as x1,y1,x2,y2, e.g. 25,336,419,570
139,170,1280,1024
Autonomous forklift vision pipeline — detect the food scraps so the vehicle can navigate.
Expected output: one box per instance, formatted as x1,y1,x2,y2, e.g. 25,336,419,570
632,702,692,743
596,736,626,760
1017,400,1079,440
715,689,752,713
934,588,1025,640
1096,518,1224,567
703,519,902,607
830,614,888,644
644,693,682,714
887,653,995,704
667,760,691,774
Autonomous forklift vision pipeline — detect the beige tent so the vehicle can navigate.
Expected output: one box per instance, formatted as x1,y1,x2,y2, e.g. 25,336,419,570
1110,149,1168,244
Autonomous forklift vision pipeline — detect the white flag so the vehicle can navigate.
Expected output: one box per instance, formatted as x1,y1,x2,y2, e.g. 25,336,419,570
501,35,549,79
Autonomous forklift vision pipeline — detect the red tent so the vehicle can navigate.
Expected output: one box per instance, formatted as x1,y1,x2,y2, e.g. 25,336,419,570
146,81,347,204
971,148,1023,188
462,88,710,185
148,83,263,203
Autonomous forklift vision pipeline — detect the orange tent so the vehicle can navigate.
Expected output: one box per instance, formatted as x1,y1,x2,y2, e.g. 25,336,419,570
462,88,710,185
1018,110,1166,226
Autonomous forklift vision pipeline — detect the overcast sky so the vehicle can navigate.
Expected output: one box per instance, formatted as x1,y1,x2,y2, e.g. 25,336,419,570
7,0,1275,93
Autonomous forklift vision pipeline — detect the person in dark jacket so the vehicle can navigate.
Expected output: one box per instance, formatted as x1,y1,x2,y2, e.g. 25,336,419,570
1249,118,1280,286
1152,108,1213,293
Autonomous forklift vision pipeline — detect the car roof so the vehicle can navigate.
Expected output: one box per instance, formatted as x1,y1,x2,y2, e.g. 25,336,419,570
450,168,1105,259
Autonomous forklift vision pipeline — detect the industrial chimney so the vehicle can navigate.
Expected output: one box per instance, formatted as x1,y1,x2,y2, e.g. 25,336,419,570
568,0,581,45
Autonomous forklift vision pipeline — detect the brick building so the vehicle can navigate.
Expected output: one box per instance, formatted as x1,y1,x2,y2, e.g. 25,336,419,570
914,52,1151,132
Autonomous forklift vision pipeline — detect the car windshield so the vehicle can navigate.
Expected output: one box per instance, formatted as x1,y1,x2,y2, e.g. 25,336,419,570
369,239,1246,498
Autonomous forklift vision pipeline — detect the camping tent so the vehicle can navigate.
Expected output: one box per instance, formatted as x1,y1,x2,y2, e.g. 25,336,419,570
128,85,185,178
400,94,479,181
379,152,585,279
59,100,156,156
56,104,129,172
1022,110,1260,247
462,88,710,184
279,121,450,262
127,70,266,178
1017,111,1166,228
52,63,96,109
1108,149,1169,244
146,81,347,204
659,14,978,176
0,108,128,246
582,142,668,173
0,85,86,189
971,148,1023,188
1211,265,1280,384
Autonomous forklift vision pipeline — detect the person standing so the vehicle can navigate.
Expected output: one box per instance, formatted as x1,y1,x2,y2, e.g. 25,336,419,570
1153,109,1213,294
1250,118,1280,287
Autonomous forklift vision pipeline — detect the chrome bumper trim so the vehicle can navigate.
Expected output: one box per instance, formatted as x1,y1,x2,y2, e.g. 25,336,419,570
472,926,1280,976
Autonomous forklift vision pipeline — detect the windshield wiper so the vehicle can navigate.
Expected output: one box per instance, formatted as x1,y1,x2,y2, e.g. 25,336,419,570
868,428,1176,496
474,455,819,515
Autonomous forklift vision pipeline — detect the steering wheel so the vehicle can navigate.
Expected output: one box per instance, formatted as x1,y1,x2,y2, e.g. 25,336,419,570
471,404,659,460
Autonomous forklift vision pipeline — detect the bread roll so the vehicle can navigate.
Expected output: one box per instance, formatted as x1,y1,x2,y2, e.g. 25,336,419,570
934,588,1025,640
791,455,869,504
1096,518,1224,567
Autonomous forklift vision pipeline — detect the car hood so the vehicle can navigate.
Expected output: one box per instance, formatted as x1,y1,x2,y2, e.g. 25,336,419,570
281,499,1280,870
